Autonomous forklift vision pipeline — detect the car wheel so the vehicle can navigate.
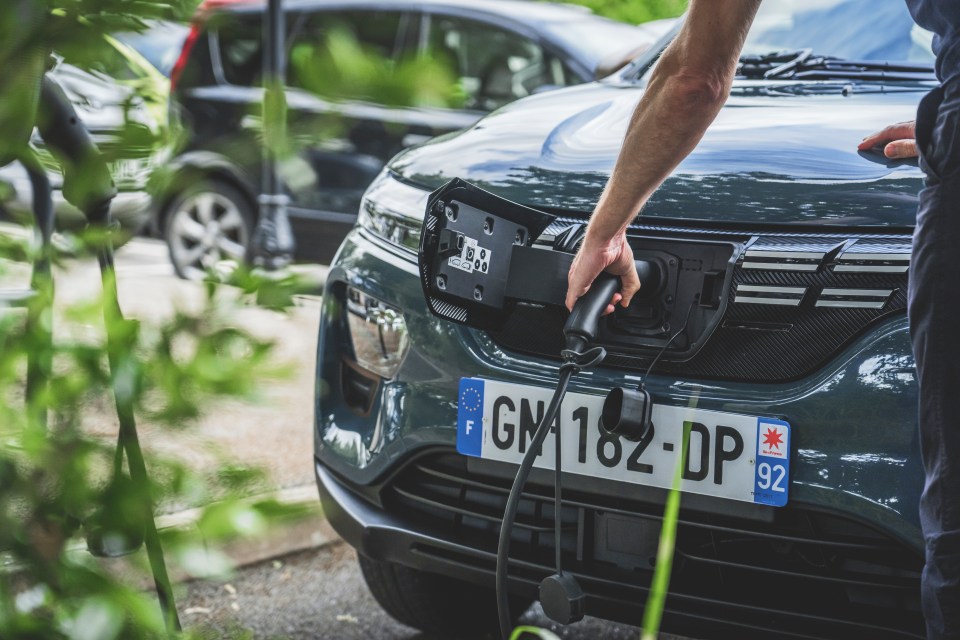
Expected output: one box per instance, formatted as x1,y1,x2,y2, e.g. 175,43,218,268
163,180,253,280
358,555,531,638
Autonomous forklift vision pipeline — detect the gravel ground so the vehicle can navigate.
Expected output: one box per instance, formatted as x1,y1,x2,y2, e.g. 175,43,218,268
50,238,326,499
179,543,663,640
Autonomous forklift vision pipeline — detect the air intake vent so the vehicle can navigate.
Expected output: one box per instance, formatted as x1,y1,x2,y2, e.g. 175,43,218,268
834,252,910,274
734,284,807,306
742,249,824,272
816,288,896,310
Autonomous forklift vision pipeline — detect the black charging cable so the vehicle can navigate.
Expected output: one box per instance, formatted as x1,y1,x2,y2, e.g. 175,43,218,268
496,274,619,640
638,300,697,392
496,289,699,638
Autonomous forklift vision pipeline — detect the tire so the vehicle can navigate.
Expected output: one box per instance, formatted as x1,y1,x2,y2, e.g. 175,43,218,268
163,179,254,280
358,554,532,639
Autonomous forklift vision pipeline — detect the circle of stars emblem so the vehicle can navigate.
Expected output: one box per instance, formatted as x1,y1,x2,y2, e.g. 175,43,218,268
460,387,481,412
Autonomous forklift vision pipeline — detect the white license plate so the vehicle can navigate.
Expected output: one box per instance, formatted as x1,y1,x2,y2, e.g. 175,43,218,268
456,378,791,507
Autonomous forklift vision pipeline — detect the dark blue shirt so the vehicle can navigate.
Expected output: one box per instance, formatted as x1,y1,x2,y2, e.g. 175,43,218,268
906,0,960,82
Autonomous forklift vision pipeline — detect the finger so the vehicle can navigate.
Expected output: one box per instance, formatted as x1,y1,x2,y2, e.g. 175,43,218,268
619,265,642,308
884,139,919,159
602,292,623,316
859,123,915,150
566,257,586,311
565,284,588,312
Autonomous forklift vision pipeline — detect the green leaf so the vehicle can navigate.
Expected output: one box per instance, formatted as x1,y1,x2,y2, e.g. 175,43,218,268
542,0,687,24
640,393,700,640
197,500,269,541
510,626,562,640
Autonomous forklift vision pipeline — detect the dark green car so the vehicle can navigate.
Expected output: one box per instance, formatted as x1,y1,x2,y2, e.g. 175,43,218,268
315,1,932,637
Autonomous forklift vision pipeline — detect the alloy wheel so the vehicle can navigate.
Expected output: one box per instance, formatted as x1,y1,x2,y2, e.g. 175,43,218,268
167,189,250,280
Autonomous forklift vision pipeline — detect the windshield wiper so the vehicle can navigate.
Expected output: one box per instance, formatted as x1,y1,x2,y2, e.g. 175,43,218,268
738,49,935,82
738,49,812,78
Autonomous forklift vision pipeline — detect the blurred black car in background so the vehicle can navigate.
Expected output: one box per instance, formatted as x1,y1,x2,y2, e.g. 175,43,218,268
159,0,672,278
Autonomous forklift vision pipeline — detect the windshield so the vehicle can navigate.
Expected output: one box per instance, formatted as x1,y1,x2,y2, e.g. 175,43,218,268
631,0,936,81
743,0,935,64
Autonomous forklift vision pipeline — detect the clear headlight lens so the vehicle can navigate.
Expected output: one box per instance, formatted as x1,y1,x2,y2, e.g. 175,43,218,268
356,170,430,252
345,286,409,379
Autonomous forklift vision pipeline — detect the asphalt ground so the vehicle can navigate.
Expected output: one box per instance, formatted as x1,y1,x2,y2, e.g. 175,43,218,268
179,542,673,640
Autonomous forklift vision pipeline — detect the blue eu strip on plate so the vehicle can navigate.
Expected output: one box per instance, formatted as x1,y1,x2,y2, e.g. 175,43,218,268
457,378,484,457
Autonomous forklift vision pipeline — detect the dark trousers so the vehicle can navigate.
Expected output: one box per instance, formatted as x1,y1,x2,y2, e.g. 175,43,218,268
912,77,960,640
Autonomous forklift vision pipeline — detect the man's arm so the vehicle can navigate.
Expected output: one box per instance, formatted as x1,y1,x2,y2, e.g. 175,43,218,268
566,0,762,312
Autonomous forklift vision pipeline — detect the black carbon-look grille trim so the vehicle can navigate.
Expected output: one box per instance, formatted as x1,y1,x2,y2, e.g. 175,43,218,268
488,233,910,382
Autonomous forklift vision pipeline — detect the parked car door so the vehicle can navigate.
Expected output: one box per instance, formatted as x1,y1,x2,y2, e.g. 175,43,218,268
420,12,579,113
281,8,470,260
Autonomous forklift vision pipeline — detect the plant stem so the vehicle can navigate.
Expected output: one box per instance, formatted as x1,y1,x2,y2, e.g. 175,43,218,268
641,389,700,640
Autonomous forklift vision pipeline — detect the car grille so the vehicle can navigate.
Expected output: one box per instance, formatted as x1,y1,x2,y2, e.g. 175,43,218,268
488,232,911,383
383,451,923,640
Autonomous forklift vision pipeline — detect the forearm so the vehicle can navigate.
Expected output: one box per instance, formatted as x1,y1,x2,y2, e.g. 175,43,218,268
566,0,760,311
587,69,729,242
585,0,760,244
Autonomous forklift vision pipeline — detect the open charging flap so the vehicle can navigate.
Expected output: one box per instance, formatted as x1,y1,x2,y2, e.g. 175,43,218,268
418,178,577,331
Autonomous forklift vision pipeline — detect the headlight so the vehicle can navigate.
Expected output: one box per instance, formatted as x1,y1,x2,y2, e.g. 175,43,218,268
356,170,430,252
345,286,409,379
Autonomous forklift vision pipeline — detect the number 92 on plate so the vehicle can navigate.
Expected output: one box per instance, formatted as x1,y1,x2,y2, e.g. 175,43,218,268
456,378,791,508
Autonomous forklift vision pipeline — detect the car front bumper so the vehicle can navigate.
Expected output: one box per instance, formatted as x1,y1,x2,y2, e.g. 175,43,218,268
316,228,926,639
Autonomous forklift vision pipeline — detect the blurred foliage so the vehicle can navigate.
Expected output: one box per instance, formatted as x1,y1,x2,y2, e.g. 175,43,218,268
277,26,464,160
185,0,689,22
44,1,194,78
49,0,194,39
544,0,687,24
0,223,310,638
639,420,692,640
0,4,312,636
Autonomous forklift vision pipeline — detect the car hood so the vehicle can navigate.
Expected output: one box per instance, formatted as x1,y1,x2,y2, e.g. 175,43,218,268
390,80,929,229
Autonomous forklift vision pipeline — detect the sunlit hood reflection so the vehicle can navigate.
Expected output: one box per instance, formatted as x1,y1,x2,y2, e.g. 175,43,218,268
392,81,929,228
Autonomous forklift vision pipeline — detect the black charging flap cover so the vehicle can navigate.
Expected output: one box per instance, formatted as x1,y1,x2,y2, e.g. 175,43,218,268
418,178,556,331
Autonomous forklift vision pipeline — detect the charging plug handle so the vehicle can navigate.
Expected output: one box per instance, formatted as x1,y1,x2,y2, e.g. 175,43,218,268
563,273,620,352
